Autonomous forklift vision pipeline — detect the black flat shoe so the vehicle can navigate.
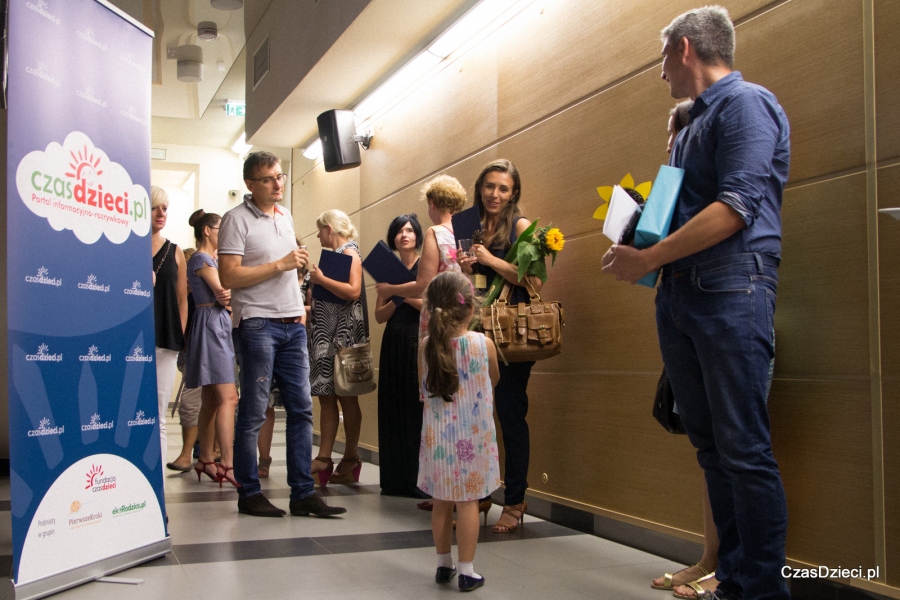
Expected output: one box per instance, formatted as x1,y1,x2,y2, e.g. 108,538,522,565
435,566,456,584
237,493,286,517
166,462,192,473
458,574,485,592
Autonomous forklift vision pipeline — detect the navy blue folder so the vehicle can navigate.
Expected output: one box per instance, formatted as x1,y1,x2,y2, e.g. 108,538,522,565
312,249,353,304
362,240,416,306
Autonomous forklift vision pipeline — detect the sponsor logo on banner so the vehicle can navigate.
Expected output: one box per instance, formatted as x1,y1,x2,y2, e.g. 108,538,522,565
26,343,63,363
15,131,151,245
79,345,111,362
85,464,116,492
81,413,113,432
77,274,109,293
26,1,61,25
112,500,146,517
76,27,107,51
28,417,64,438
26,266,62,287
126,410,155,427
119,52,148,75
67,500,102,529
124,280,150,297
125,347,153,363
25,61,61,87
120,106,148,126
75,86,108,108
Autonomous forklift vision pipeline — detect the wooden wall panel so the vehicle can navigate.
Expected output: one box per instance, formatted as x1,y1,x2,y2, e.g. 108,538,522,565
495,0,771,138
521,372,703,530
735,0,865,183
768,379,875,568
777,175,870,379
293,163,361,238
358,45,500,208
879,164,900,586
875,0,900,164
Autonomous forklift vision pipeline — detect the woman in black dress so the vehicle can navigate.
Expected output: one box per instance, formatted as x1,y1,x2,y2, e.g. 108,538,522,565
374,214,424,496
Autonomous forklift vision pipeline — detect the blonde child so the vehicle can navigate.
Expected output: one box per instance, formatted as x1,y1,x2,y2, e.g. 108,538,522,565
417,271,500,592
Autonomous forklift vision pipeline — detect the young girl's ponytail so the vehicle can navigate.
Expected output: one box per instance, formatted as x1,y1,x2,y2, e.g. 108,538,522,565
423,272,475,402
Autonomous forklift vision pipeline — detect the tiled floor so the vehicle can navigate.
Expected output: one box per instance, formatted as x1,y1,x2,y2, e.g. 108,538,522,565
5,417,691,600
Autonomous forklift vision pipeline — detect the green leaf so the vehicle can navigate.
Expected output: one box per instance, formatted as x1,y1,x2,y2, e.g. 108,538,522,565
530,260,548,283
481,219,540,306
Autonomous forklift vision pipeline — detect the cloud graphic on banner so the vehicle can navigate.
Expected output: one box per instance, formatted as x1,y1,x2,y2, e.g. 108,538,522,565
15,131,150,244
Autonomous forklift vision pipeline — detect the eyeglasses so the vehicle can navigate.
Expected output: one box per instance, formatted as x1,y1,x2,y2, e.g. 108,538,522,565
209,226,219,230
248,173,286,185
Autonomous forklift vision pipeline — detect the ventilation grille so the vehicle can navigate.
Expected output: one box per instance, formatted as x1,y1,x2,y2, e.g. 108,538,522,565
253,37,269,90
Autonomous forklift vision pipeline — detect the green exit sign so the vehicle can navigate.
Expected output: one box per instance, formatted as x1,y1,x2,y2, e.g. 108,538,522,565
225,101,245,117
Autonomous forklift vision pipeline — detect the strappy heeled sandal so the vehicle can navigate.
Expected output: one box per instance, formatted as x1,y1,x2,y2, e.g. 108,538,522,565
193,460,218,482
491,501,527,533
673,572,718,600
310,456,334,487
651,562,712,590
329,457,362,485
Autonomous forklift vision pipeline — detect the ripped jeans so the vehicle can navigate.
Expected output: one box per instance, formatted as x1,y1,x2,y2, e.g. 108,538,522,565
232,318,314,500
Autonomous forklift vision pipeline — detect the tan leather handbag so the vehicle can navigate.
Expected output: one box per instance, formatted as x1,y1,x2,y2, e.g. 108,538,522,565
333,341,377,396
481,281,563,364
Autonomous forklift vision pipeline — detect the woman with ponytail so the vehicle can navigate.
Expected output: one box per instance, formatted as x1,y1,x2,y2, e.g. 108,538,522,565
184,209,240,488
417,271,500,592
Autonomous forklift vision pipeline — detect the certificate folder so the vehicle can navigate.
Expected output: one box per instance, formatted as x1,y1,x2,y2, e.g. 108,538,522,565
312,249,353,304
362,240,416,306
451,206,482,245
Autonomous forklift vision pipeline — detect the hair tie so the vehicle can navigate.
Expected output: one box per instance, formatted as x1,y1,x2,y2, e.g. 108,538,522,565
457,292,465,305
433,307,443,315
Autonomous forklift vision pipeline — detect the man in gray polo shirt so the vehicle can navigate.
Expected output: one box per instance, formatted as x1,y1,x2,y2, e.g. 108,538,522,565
219,151,346,518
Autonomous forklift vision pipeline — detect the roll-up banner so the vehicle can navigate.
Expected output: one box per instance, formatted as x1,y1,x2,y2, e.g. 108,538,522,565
5,0,169,596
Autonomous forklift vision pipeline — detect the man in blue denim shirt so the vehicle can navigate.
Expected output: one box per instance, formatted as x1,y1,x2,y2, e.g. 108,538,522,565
602,6,790,600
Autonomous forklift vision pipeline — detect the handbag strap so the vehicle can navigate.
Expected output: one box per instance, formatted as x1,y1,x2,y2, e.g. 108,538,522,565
498,278,541,303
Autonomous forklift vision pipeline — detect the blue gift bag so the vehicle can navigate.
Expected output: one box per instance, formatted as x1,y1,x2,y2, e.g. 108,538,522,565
634,165,685,287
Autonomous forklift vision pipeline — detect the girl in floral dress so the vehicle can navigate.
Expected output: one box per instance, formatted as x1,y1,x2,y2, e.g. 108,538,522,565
417,271,500,592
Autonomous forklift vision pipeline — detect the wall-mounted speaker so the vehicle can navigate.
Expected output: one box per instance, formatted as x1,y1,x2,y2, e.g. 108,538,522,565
317,109,361,172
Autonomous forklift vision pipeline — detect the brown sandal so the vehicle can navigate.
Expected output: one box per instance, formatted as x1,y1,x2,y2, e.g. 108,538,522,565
491,501,527,533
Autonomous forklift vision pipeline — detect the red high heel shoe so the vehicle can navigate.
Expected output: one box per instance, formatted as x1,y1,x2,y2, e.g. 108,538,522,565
216,464,241,488
329,457,362,485
310,456,334,487
194,460,218,482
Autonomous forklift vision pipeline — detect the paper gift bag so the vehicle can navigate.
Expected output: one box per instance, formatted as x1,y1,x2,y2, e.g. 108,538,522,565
634,165,685,287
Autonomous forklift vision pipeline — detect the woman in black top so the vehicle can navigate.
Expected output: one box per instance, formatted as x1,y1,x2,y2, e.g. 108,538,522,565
458,159,544,532
151,186,188,467
374,214,425,497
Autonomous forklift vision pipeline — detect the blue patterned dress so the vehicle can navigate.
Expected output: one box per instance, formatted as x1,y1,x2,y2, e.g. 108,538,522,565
417,331,500,501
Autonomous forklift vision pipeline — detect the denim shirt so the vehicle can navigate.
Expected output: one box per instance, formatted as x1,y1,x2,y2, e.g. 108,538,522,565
667,71,790,270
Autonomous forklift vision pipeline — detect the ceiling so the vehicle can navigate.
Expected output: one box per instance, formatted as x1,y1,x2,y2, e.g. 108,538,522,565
107,0,476,174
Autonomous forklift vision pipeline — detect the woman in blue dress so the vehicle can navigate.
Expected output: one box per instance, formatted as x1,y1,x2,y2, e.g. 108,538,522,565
185,209,240,487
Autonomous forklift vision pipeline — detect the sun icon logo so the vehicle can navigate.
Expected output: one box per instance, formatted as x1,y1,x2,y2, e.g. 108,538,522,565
593,173,652,221
132,280,141,290
85,464,103,489
37,267,48,277
132,347,143,358
135,410,145,420
88,345,98,356
37,343,49,355
39,417,50,429
87,274,97,284
64,145,103,188
90,414,100,425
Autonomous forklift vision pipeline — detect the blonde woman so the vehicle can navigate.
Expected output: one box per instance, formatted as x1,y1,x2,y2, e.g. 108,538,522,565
150,186,187,464
307,210,368,485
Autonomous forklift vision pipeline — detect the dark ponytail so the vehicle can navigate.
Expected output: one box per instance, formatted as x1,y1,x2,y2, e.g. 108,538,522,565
423,271,475,402
188,209,220,244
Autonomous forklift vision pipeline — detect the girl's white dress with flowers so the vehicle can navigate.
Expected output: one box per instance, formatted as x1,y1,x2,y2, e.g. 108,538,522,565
417,331,501,501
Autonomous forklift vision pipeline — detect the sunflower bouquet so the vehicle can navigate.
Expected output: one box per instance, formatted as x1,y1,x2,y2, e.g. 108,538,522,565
482,219,565,306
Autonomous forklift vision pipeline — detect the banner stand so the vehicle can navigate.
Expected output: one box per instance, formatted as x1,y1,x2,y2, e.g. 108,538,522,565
2,539,170,600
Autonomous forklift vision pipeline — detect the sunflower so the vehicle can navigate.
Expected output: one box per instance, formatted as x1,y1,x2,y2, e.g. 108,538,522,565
593,173,652,221
544,227,565,252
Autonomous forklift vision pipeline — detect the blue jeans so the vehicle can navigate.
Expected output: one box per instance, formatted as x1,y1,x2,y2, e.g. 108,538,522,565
656,253,789,600
232,318,314,501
